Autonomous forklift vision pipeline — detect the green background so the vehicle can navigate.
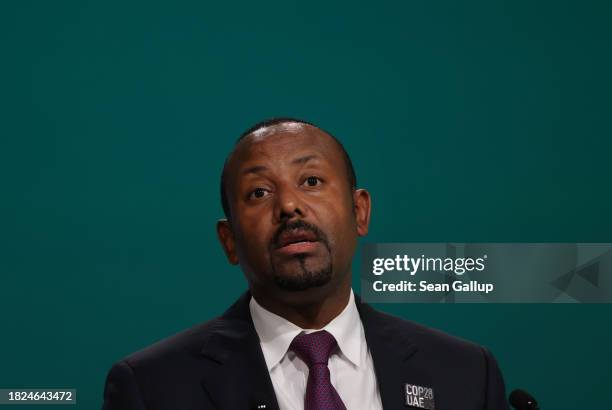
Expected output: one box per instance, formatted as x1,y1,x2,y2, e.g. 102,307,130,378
1,1,611,408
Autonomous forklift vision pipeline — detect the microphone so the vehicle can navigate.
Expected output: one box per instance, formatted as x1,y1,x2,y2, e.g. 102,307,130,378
509,389,539,409
249,392,270,410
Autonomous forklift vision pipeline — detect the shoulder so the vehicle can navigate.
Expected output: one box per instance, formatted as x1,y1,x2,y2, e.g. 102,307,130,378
360,303,490,362
118,292,253,371
103,317,232,409
116,317,225,373
122,317,218,367
360,306,508,409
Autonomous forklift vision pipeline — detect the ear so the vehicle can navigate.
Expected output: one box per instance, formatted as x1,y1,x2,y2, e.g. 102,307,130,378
216,219,239,265
353,189,371,237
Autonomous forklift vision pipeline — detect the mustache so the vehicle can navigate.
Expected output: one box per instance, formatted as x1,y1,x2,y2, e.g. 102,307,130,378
271,219,329,249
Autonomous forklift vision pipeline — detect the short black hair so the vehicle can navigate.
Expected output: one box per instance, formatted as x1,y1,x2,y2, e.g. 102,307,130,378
220,117,357,219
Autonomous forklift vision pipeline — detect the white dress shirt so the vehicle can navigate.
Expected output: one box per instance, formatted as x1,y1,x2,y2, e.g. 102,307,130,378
249,290,383,410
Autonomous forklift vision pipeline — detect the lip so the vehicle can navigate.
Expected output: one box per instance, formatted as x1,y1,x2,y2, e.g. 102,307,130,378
276,229,319,249
275,240,321,256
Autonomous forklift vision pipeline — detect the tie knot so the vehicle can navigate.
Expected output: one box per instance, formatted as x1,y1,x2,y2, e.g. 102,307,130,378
290,330,338,367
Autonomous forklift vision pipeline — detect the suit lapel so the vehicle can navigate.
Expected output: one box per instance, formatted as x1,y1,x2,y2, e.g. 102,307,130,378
357,299,431,410
199,292,430,410
199,292,279,410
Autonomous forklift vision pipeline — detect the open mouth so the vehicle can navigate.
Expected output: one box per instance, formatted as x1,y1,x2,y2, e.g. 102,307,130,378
276,241,320,256
275,229,320,255
276,229,318,249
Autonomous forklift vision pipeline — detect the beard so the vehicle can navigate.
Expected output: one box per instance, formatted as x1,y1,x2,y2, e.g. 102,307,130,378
268,219,334,291
271,254,333,291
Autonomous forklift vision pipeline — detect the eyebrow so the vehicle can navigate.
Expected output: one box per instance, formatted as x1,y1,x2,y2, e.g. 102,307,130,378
241,154,321,176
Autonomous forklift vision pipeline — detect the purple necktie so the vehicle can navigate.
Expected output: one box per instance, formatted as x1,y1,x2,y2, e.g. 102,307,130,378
290,330,347,410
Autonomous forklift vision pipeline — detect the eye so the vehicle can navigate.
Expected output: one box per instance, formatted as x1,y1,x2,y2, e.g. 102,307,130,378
303,176,322,187
249,187,269,199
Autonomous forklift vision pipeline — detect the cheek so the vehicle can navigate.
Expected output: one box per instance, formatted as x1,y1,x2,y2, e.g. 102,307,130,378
317,197,357,248
234,213,273,261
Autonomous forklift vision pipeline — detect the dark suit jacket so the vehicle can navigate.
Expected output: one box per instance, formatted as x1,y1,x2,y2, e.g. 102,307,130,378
102,292,509,409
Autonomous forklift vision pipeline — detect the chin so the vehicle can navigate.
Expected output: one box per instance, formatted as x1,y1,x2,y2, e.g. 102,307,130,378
272,269,333,292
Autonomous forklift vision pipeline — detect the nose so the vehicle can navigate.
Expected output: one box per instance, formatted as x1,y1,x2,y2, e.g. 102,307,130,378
274,183,305,222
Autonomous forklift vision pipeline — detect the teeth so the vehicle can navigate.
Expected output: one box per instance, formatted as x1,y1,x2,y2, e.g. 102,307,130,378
285,240,310,246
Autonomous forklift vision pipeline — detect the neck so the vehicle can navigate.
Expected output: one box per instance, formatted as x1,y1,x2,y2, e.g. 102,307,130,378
251,280,352,329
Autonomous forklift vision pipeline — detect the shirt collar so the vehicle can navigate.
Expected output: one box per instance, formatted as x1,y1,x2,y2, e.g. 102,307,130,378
249,289,364,371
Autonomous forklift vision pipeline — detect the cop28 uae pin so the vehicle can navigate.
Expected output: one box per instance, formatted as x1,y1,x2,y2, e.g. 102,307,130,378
405,383,435,409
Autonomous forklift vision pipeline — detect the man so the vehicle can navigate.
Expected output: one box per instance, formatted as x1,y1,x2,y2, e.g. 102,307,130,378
102,118,509,410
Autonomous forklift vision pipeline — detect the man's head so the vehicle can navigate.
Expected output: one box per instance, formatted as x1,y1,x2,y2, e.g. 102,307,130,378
216,118,371,307
220,118,358,221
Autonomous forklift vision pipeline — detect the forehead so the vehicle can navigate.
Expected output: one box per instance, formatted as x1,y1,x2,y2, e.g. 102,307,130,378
228,123,345,173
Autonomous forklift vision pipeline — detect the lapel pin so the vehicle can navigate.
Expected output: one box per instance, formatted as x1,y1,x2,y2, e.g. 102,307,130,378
405,383,435,409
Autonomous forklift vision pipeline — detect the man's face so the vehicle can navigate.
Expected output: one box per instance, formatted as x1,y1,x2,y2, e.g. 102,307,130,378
218,123,370,303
